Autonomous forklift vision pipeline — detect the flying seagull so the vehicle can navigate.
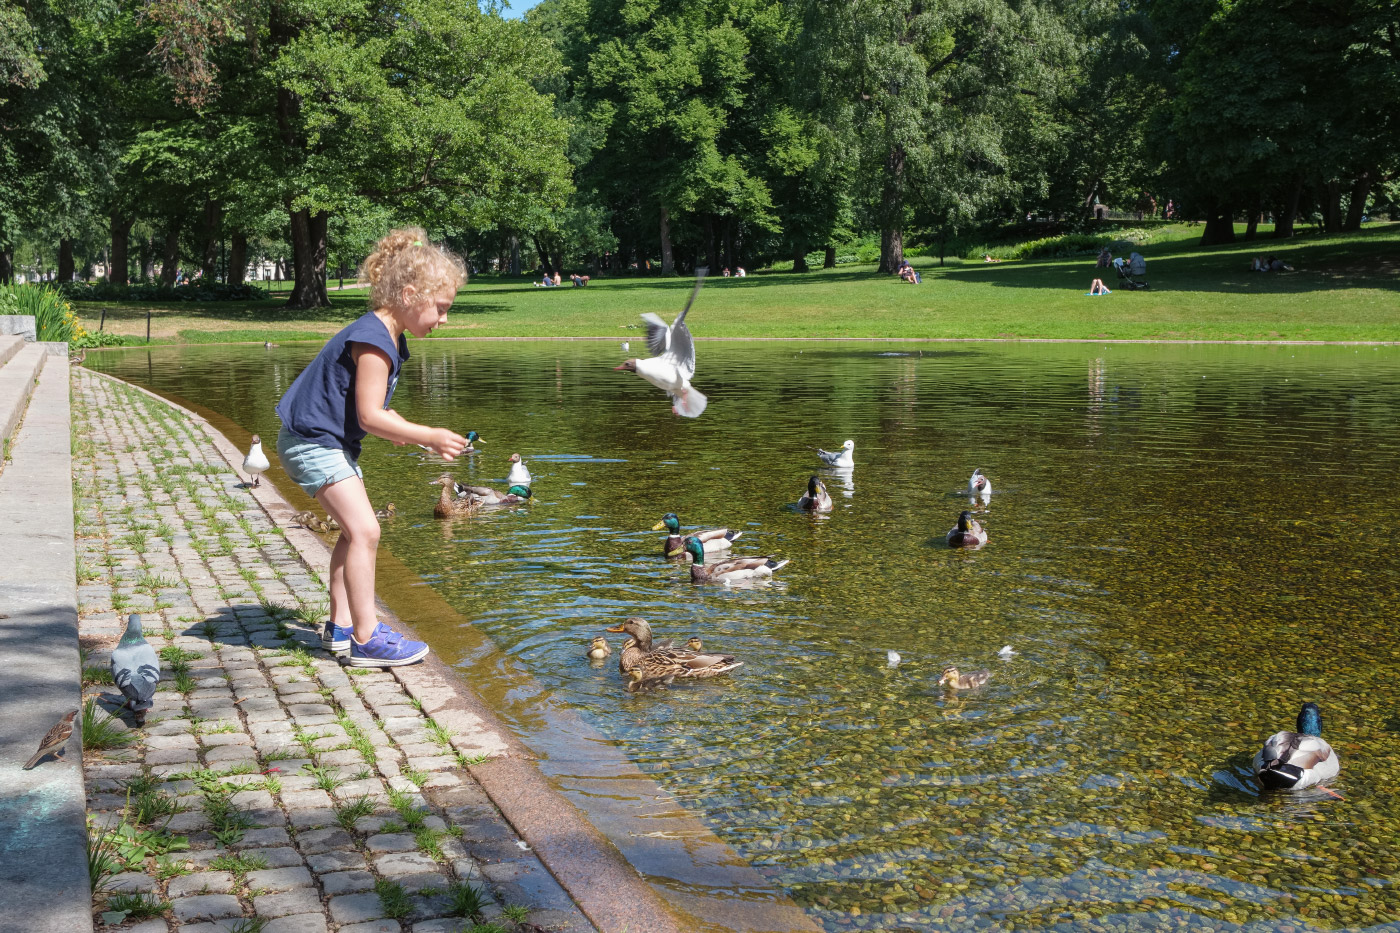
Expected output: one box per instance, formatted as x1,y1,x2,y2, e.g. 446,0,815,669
615,269,708,418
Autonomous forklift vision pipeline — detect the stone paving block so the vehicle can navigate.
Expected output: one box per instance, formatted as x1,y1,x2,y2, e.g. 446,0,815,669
262,914,332,933
406,755,458,772
233,826,291,849
328,892,385,925
165,811,212,832
246,865,314,891
320,869,376,896
230,790,276,809
168,870,236,897
205,744,258,763
201,732,253,747
295,827,354,854
366,833,417,853
238,846,305,869
307,850,367,874
171,893,243,921
253,886,324,918
121,920,169,933
179,922,246,933
106,871,157,893
288,806,337,829
374,852,441,876
281,789,333,810
338,923,400,933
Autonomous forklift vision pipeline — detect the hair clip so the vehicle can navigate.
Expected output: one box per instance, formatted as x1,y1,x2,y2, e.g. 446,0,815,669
413,240,423,247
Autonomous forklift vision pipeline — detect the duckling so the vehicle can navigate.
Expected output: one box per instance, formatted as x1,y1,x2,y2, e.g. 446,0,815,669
606,617,743,680
796,475,833,512
655,512,740,558
685,636,704,652
374,502,396,520
946,510,987,548
626,668,676,693
681,536,789,584
293,511,330,533
430,475,481,518
1254,702,1340,791
507,453,532,486
586,636,612,660
939,667,991,689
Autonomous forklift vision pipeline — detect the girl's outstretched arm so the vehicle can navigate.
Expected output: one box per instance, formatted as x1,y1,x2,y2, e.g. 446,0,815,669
353,346,466,459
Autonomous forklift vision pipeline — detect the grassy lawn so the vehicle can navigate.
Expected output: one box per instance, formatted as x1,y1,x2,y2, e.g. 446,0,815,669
72,222,1400,345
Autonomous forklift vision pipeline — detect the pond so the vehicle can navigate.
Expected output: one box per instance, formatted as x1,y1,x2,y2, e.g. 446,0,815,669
88,339,1400,932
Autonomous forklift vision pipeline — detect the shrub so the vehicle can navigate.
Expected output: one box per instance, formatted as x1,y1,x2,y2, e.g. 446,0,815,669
0,286,87,342
60,281,268,302
72,331,133,349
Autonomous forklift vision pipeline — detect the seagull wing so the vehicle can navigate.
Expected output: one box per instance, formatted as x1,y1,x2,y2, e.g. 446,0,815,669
667,317,697,379
641,313,671,357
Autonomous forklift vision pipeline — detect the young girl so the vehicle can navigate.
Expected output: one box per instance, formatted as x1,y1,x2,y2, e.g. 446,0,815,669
275,228,468,666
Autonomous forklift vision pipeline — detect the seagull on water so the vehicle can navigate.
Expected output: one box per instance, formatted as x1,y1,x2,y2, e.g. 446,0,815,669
614,269,708,418
813,439,855,468
243,434,270,487
507,453,532,487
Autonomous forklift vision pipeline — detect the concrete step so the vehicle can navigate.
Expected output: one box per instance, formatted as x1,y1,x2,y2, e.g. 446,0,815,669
0,343,48,458
0,354,91,933
0,334,23,368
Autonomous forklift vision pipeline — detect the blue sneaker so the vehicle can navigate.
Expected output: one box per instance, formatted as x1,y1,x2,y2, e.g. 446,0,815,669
322,620,352,653
348,626,429,667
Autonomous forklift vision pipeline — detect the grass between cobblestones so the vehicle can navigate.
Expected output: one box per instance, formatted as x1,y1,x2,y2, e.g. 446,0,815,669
71,370,575,932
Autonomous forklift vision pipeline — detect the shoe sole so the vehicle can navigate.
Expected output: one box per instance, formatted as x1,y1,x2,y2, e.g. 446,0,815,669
346,645,429,667
323,637,351,652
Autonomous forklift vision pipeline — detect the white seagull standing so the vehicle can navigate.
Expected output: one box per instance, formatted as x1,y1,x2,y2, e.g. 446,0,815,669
507,453,532,487
813,439,855,468
243,434,270,487
614,269,707,418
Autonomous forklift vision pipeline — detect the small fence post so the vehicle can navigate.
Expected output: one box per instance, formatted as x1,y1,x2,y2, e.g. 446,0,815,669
146,310,151,344
99,309,106,332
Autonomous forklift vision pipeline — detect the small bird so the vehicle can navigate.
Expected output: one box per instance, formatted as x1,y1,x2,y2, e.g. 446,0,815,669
111,613,161,725
946,510,988,548
681,536,790,584
1253,702,1340,791
587,636,612,660
685,636,704,652
997,645,1017,659
970,468,992,500
621,341,629,352
22,710,78,769
68,349,86,366
293,511,330,532
506,453,532,487
626,668,677,693
887,650,902,668
796,475,833,512
374,503,396,520
614,269,707,418
940,667,991,690
656,513,740,557
813,439,855,468
242,434,270,487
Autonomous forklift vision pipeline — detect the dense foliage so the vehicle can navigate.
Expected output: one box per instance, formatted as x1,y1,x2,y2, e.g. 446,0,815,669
0,0,1393,303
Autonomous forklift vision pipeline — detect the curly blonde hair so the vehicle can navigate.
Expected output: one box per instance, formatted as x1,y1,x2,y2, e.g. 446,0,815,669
360,227,467,311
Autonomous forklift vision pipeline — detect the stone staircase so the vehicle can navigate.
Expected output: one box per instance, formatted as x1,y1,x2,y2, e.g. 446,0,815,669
0,333,92,933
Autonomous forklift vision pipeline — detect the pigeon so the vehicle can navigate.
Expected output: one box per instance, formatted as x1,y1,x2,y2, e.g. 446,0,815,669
506,453,532,486
22,710,78,769
111,613,160,725
243,434,270,487
614,269,708,418
813,439,855,468
887,650,902,668
997,645,1017,659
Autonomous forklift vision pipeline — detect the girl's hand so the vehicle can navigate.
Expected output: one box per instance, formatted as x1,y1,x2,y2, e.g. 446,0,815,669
426,428,468,461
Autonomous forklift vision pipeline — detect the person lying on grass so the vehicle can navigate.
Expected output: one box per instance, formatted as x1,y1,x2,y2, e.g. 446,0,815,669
1089,278,1111,295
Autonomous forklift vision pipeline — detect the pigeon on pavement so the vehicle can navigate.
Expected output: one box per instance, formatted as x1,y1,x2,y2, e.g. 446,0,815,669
111,613,160,725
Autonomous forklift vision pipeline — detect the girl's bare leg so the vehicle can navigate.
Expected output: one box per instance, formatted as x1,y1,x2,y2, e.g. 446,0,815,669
316,476,381,644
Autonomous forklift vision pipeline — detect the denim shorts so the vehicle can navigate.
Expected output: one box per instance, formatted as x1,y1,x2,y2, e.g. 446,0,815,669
276,426,363,497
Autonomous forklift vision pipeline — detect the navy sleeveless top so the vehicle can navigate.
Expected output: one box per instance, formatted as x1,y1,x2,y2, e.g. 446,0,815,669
275,312,409,460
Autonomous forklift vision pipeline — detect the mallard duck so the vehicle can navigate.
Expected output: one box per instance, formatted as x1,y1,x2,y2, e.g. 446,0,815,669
939,667,991,689
452,479,531,505
243,434,270,487
1253,702,1340,791
655,512,741,557
606,617,743,681
463,430,483,453
68,348,85,366
374,502,396,520
430,476,481,518
613,271,707,418
796,475,833,512
946,510,987,548
685,636,703,652
813,439,855,468
293,511,330,533
507,453,532,486
969,468,992,498
586,636,612,660
681,536,789,584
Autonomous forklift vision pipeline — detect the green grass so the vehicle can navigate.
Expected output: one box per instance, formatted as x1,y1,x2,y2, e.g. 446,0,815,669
69,223,1400,344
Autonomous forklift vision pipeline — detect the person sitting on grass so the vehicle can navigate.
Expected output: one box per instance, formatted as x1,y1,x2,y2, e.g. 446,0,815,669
570,273,590,286
274,227,467,667
983,254,1004,263
1097,247,1112,268
735,266,746,277
1089,278,1111,295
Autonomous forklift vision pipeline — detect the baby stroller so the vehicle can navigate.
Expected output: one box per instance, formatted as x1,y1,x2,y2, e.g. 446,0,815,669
1114,252,1149,290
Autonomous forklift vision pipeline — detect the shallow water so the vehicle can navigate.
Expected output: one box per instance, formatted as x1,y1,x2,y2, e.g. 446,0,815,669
90,340,1400,931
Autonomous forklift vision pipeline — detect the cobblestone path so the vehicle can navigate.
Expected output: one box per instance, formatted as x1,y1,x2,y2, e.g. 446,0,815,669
72,371,595,933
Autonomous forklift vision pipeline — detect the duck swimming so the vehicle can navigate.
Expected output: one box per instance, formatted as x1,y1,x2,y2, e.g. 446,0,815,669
681,536,790,584
293,511,330,533
946,510,987,548
796,475,833,512
448,475,531,505
1253,702,1340,791
463,430,483,453
606,617,743,681
940,667,991,689
374,503,396,520
655,512,741,558
430,476,480,518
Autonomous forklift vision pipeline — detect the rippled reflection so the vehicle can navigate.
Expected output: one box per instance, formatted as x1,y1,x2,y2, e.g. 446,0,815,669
90,341,1400,932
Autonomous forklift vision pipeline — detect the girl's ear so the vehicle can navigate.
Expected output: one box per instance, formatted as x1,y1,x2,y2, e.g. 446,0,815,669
398,284,419,308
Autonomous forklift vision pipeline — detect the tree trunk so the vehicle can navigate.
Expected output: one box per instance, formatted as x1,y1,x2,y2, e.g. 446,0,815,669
1199,209,1235,246
823,246,836,269
1343,172,1371,231
723,219,735,271
1273,181,1302,239
109,213,132,285
792,243,809,273
509,236,520,276
201,200,222,280
0,247,11,285
160,220,181,286
1322,180,1343,233
878,144,906,273
531,234,553,274
659,205,675,276
229,233,247,286
287,208,330,308
1243,193,1261,241
57,239,75,283
140,235,155,282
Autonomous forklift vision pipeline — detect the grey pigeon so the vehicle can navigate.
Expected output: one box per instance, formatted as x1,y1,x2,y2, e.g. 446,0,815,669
111,613,160,725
